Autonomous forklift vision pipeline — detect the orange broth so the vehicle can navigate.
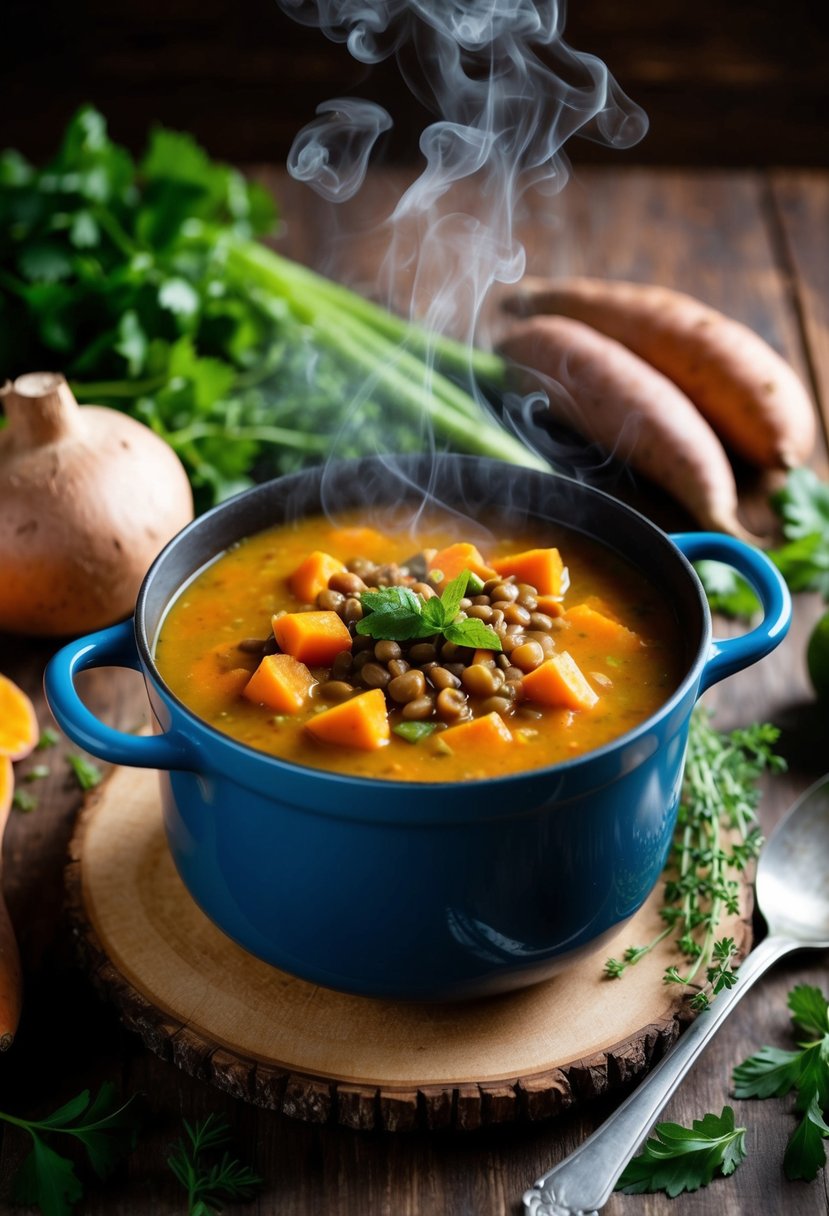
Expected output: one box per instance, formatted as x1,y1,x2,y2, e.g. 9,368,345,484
154,508,686,782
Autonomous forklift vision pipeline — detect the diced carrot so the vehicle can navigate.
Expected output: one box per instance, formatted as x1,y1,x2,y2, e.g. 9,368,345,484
440,711,513,754
243,654,316,714
305,689,390,750
534,594,565,617
288,551,347,604
0,673,39,761
273,611,353,666
521,652,599,711
490,548,568,596
564,603,642,651
427,543,497,584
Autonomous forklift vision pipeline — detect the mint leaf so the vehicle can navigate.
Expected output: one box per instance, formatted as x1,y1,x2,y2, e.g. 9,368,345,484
356,613,427,641
393,722,438,744
444,619,503,650
420,596,447,631
438,570,469,622
359,586,422,617
616,1106,747,1197
784,1093,829,1181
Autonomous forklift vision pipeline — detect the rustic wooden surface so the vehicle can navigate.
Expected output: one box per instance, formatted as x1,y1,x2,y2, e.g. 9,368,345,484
1,167,829,1213
64,764,752,1129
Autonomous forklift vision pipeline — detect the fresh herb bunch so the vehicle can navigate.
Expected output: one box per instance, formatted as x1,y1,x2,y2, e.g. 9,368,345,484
356,569,503,650
0,107,544,512
605,708,785,1010
696,467,829,615
167,1114,262,1216
733,983,829,1181
615,1106,748,1197
0,1083,141,1216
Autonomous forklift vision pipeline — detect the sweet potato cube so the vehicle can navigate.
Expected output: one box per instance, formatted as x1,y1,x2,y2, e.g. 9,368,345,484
427,543,496,584
491,548,567,596
440,711,513,754
243,654,316,714
564,603,642,652
305,689,390,750
273,611,353,666
288,550,347,604
521,652,599,711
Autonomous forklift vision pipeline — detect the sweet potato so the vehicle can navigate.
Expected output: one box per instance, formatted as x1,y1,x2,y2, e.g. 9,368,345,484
243,654,316,713
491,548,567,596
504,276,815,469
288,551,347,604
0,673,39,761
498,315,750,537
427,543,496,583
0,756,22,1050
564,603,643,652
440,711,513,753
522,652,599,711
273,610,353,666
305,689,390,750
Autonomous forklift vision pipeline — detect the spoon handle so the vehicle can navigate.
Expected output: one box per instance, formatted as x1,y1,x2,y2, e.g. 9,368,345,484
523,934,798,1216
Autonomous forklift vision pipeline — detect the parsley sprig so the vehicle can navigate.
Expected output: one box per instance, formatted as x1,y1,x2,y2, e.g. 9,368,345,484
605,708,784,1009
733,983,829,1180
356,570,503,651
616,1106,747,1196
0,1083,141,1216
167,1114,262,1216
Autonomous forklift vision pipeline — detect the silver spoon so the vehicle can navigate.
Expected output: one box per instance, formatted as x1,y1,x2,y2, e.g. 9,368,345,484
523,773,829,1216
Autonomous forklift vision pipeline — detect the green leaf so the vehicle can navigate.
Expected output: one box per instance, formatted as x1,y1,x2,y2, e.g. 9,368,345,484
783,1092,829,1182
438,570,469,622
359,586,422,617
616,1106,747,1197
694,561,760,619
68,211,100,249
67,754,103,791
793,1040,829,1113
771,534,829,598
789,984,829,1039
732,1044,803,1100
36,728,60,750
114,311,148,377
159,277,200,318
12,1137,84,1216
12,789,38,812
393,722,438,744
69,1084,141,1179
17,242,75,283
420,595,447,631
772,467,829,539
356,612,427,642
444,618,503,650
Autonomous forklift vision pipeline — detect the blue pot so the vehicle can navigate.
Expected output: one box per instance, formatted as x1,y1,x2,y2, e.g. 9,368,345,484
45,456,790,1001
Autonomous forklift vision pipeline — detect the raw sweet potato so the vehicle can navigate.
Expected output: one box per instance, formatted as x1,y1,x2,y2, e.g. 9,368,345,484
498,315,750,537
504,276,815,469
0,756,22,1050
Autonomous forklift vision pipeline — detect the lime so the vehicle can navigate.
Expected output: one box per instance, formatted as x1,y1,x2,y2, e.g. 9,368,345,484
807,609,829,703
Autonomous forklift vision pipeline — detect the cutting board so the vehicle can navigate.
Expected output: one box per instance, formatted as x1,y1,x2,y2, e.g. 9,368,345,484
65,762,752,1131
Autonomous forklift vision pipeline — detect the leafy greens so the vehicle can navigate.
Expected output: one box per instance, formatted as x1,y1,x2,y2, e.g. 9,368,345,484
356,569,502,650
615,1106,748,1197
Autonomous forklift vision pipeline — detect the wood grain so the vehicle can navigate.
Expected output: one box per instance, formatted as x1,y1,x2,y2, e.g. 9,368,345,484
1,168,828,1214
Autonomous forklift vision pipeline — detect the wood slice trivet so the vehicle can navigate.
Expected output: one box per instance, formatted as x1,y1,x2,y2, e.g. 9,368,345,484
65,763,752,1132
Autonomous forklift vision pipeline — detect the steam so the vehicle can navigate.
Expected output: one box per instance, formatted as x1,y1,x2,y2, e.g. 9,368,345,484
277,0,648,507
287,99,392,201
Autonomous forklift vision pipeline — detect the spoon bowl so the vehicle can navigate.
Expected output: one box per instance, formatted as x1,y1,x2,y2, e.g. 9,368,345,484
524,771,829,1216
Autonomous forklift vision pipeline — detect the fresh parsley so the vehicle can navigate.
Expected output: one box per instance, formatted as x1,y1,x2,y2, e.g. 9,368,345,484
616,1106,747,1197
356,570,502,650
35,728,59,751
605,708,784,1009
167,1114,262,1216
0,1083,141,1216
733,983,829,1181
67,754,103,791
12,788,37,812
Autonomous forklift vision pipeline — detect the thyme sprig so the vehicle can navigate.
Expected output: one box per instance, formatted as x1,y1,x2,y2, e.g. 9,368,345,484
605,708,785,1010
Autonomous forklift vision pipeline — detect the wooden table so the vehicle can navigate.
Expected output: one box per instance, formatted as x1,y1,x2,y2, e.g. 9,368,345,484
1,167,828,1215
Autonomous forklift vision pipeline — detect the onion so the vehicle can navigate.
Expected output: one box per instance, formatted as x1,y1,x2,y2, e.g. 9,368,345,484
0,373,193,636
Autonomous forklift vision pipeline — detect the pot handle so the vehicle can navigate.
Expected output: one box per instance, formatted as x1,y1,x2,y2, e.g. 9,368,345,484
671,532,791,693
44,620,198,771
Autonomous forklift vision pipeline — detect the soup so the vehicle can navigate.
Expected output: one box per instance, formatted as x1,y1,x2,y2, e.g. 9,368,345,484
154,507,686,782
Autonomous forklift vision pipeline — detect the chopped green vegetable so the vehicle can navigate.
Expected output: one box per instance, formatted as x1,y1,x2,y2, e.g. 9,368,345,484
393,721,438,744
0,1082,140,1216
23,764,50,782
733,983,829,1181
604,708,784,1008
0,107,548,513
12,789,37,812
356,570,502,650
615,1106,747,1196
35,728,59,751
67,754,103,791
167,1113,262,1216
